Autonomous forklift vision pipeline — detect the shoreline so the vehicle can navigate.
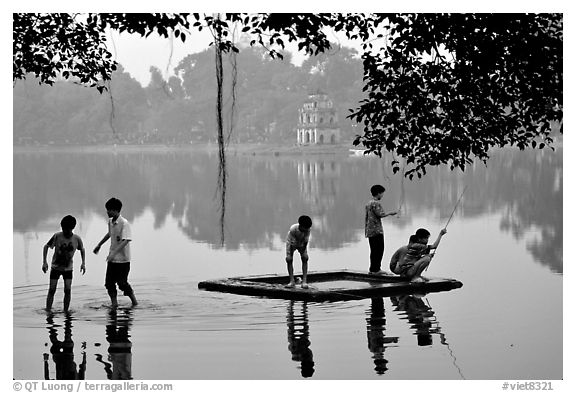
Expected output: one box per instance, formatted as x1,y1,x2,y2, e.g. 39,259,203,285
12,142,357,156
12,139,563,156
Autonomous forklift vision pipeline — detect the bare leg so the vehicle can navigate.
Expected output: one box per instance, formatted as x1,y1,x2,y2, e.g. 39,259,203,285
301,257,309,288
63,279,72,312
407,256,431,282
46,279,58,311
128,293,138,306
108,291,118,308
286,257,295,287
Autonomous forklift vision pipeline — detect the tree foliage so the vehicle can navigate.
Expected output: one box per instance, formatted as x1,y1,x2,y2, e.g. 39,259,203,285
13,13,563,177
349,14,563,178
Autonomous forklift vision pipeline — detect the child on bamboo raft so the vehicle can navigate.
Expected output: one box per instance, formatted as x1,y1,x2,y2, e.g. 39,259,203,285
365,184,397,275
285,215,313,289
392,228,447,283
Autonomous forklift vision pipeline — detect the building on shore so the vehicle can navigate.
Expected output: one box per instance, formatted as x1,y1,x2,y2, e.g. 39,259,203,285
296,90,340,145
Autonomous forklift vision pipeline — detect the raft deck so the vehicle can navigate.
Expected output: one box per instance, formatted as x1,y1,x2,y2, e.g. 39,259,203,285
198,270,463,301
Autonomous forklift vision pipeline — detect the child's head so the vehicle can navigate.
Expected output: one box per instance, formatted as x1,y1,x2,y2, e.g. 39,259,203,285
105,197,123,218
298,215,313,231
370,184,385,199
408,234,418,245
415,228,431,243
60,215,76,235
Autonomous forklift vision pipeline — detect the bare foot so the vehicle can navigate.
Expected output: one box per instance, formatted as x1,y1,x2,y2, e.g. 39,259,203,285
369,270,393,276
285,282,296,288
301,283,309,289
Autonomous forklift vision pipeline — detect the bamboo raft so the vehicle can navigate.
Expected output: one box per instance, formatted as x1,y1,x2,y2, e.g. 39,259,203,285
198,270,463,301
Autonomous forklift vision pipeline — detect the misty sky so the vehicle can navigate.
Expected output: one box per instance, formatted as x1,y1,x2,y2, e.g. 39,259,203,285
108,29,212,86
108,24,337,87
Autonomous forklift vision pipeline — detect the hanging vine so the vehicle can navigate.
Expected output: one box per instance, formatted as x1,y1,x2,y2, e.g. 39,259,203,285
211,14,238,246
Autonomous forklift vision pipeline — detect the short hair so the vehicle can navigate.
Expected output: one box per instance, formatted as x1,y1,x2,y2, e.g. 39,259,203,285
105,197,123,212
298,215,313,229
370,184,385,196
60,215,76,231
408,234,418,244
415,228,431,238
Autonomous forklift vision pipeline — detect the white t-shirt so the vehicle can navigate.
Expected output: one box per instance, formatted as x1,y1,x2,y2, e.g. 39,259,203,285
108,215,132,263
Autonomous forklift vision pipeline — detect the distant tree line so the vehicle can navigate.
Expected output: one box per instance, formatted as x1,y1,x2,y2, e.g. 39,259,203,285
14,13,562,178
13,44,364,146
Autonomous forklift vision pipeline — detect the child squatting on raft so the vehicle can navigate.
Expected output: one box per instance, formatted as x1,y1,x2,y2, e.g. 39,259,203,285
390,228,448,283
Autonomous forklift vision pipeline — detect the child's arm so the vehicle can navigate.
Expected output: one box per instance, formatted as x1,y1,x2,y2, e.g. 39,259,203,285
42,235,55,273
429,228,448,249
93,233,110,254
80,247,86,274
80,246,86,274
78,237,86,274
42,243,50,273
373,202,397,218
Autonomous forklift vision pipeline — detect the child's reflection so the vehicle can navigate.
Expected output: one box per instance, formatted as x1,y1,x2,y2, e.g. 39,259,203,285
43,313,86,380
286,301,315,378
390,294,437,346
95,308,133,380
366,297,399,375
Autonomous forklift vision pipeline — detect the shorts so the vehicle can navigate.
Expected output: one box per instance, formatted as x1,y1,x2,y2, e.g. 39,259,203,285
50,270,73,280
286,243,308,260
105,262,133,296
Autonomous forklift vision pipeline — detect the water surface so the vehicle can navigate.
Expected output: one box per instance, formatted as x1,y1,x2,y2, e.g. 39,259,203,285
13,146,562,379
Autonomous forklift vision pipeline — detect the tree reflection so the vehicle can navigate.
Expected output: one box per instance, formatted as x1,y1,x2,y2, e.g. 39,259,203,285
14,146,561,272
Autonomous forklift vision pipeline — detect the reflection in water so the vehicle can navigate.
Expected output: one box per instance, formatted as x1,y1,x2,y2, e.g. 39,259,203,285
13,147,562,271
365,298,399,375
286,301,315,378
391,294,465,379
95,308,133,380
44,313,86,380
297,160,339,210
391,294,437,346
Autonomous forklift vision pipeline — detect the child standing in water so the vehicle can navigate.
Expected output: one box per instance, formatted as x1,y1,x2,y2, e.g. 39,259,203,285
365,184,397,274
285,215,313,289
93,197,138,308
42,215,86,312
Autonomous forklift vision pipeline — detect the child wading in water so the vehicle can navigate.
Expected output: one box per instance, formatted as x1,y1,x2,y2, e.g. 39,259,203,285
285,215,313,289
42,215,86,312
93,198,138,308
365,184,397,275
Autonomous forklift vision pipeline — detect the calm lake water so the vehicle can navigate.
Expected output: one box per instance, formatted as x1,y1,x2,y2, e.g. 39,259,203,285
13,145,562,380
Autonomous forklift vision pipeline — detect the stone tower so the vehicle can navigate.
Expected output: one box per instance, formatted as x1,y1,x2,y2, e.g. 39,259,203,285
296,90,340,145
